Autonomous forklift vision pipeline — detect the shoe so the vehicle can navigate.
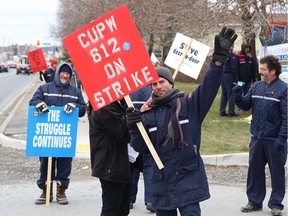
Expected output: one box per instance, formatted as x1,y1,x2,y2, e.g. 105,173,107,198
271,208,282,216
130,202,133,209
35,183,53,205
56,182,68,205
220,112,228,117
146,203,155,212
241,204,262,212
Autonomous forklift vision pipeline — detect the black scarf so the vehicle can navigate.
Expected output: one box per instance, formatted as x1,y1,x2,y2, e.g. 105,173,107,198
149,88,185,148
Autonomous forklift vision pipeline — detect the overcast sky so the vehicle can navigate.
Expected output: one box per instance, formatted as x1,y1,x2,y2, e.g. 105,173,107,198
0,0,59,46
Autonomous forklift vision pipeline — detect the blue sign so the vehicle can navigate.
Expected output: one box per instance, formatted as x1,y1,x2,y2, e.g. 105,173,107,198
281,65,288,73
26,106,79,157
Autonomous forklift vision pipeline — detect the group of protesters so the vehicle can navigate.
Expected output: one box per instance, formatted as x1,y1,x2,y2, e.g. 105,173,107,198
29,26,286,216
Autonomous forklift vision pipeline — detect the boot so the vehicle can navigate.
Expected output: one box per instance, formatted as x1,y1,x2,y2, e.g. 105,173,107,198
35,182,53,205
56,181,68,205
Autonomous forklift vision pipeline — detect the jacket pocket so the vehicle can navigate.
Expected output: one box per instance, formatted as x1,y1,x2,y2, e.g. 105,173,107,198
176,159,200,193
150,172,165,197
264,120,280,137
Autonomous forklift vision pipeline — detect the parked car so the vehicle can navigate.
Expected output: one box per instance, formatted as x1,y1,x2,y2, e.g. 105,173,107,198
0,63,8,72
16,63,31,75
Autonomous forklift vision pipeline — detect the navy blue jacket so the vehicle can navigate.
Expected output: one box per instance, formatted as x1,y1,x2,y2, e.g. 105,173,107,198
29,62,86,117
130,61,224,210
237,51,256,83
43,67,56,83
130,85,152,110
235,78,287,140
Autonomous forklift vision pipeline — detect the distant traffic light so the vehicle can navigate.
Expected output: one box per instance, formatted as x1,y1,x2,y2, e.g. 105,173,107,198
37,40,40,46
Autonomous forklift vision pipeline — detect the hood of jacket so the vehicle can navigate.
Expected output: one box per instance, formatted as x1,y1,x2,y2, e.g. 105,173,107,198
53,62,72,87
241,43,251,55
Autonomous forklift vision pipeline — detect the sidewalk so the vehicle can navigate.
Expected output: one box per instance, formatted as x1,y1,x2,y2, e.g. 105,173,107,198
0,77,287,216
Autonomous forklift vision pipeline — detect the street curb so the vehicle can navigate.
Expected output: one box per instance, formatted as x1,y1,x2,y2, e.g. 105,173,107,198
202,153,249,166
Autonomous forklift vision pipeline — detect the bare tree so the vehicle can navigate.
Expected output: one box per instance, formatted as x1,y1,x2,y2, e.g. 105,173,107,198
52,0,287,61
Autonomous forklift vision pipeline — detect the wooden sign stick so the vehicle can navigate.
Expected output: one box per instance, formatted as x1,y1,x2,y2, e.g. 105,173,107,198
172,38,193,80
45,157,52,207
124,95,164,170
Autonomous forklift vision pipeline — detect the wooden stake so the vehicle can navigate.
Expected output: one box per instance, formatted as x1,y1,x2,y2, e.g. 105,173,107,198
172,38,193,80
45,157,52,207
124,95,164,170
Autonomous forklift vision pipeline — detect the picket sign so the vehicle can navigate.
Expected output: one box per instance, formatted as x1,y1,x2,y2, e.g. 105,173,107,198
165,33,210,80
26,106,79,207
124,95,164,169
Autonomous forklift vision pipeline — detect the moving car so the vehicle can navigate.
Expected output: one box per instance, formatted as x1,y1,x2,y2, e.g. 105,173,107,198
16,63,31,75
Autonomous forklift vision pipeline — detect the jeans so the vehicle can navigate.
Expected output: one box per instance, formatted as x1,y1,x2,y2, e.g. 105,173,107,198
130,154,153,204
155,203,201,216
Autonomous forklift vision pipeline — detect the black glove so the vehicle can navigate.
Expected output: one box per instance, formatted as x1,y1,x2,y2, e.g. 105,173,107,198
36,101,49,114
126,107,142,129
232,85,243,102
274,138,287,151
64,103,77,114
212,27,238,64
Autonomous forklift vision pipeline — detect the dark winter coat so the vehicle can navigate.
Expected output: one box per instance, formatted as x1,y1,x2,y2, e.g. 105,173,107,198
237,44,256,83
29,62,86,117
235,78,287,140
130,85,152,110
43,67,56,83
89,100,132,183
130,62,224,210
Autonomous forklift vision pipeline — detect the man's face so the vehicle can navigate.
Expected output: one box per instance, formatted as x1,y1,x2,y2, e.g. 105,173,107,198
245,47,250,54
51,63,58,70
60,71,71,84
151,77,173,97
259,63,275,82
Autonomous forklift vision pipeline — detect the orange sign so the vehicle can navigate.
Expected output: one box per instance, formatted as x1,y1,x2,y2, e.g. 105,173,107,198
27,49,48,73
63,4,158,111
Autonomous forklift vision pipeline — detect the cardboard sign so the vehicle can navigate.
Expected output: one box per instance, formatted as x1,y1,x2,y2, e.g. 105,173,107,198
27,48,48,73
26,106,79,157
164,32,210,79
63,4,158,111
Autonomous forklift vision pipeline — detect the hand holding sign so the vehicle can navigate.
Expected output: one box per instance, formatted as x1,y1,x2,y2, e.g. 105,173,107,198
126,107,142,129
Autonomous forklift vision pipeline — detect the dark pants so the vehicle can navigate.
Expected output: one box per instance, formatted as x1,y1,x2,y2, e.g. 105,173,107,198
100,178,132,216
130,154,152,204
246,138,287,210
37,157,72,189
155,203,201,216
220,73,236,116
